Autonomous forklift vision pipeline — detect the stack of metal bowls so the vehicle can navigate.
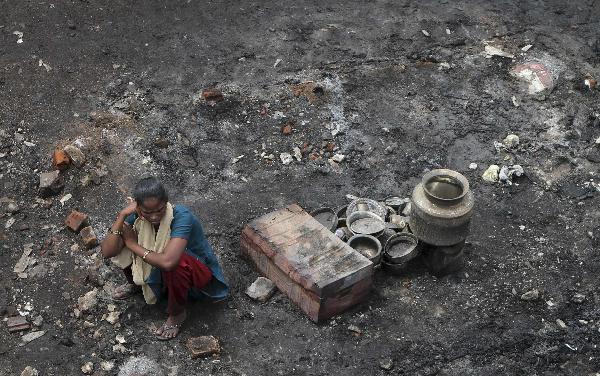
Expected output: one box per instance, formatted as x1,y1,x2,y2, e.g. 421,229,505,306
381,233,420,274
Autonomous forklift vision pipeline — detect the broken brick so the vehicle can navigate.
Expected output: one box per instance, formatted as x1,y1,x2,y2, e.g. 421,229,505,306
201,88,224,102
52,149,71,171
39,171,64,197
186,336,221,358
7,315,30,333
325,142,335,152
281,122,293,135
80,226,98,248
65,210,89,233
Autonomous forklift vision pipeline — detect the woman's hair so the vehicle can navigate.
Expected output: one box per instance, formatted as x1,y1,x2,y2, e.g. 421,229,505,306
133,176,168,203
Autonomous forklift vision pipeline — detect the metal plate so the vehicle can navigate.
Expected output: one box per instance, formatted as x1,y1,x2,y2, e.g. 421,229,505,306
346,198,387,219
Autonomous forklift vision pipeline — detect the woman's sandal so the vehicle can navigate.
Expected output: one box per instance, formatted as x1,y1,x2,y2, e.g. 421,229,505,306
111,283,141,300
155,323,181,341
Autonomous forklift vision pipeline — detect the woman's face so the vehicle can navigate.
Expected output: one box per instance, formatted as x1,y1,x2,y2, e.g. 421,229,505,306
137,197,167,226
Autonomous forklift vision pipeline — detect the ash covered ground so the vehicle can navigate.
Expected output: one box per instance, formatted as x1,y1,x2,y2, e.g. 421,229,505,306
1,1,600,375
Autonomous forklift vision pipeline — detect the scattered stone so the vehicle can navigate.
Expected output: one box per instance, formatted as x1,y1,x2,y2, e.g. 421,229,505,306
13,243,34,274
201,88,224,104
112,343,127,353
468,163,478,170
118,356,162,375
63,145,86,168
5,217,16,229
484,44,514,59
116,334,127,344
503,134,520,148
499,165,524,185
32,315,43,327
280,153,293,165
292,147,302,161
421,29,430,37
379,358,394,371
521,44,533,52
6,201,20,213
93,328,103,339
331,153,345,163
347,325,362,336
520,289,540,301
100,361,114,372
65,210,89,232
81,362,94,375
59,193,72,205
571,293,586,304
39,170,64,197
52,149,71,170
584,73,598,90
78,290,98,312
556,319,567,330
7,315,30,332
20,330,45,345
510,62,555,94
20,366,38,376
83,320,95,328
186,335,221,358
246,277,277,302
482,165,500,183
106,311,120,325
18,223,30,231
80,226,98,248
153,138,170,148
281,122,293,135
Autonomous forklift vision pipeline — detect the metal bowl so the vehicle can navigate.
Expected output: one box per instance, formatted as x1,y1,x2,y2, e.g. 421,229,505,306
383,196,409,211
309,207,338,232
384,232,420,264
347,234,382,264
347,210,385,236
346,198,388,219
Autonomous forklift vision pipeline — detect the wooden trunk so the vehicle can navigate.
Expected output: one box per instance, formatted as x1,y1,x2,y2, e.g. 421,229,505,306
240,204,373,322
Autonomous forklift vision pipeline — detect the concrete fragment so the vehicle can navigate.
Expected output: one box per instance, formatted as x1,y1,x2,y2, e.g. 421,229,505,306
280,152,293,165
78,290,98,312
468,163,478,170
482,165,500,183
484,45,514,59
556,319,567,330
520,289,540,301
20,330,45,345
331,153,345,163
81,362,94,375
52,149,70,170
65,210,89,232
39,170,64,197
13,243,34,274
63,145,85,168
6,201,20,213
379,358,394,371
80,226,98,248
503,134,520,148
100,361,114,371
106,310,120,324
246,277,277,302
292,147,302,161
20,367,39,376
186,336,221,358
571,293,586,304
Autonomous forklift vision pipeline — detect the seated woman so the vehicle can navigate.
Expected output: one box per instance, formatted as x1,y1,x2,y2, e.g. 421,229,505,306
100,176,228,340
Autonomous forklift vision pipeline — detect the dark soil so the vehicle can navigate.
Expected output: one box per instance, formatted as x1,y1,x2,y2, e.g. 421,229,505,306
1,1,600,375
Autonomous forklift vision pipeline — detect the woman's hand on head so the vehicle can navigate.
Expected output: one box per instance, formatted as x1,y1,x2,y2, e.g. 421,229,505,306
119,197,137,218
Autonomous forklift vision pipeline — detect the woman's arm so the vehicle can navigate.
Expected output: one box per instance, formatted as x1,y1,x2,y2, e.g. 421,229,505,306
100,200,137,258
122,228,188,271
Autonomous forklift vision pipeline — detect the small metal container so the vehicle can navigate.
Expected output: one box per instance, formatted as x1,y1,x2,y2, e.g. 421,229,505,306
347,234,382,264
347,211,385,236
383,233,420,264
347,198,388,220
309,207,338,232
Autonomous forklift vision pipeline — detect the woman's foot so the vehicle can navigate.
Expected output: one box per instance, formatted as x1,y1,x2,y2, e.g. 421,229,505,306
111,283,141,300
155,310,186,341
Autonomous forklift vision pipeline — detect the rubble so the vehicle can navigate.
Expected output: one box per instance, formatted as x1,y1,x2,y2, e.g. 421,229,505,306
20,367,38,376
503,134,520,148
484,44,514,59
499,165,524,185
80,226,98,248
510,62,555,94
52,149,70,170
468,163,478,170
584,74,597,90
201,88,224,103
81,362,94,375
281,122,293,135
105,310,120,325
186,335,221,358
13,243,34,275
280,152,293,165
571,293,586,304
246,277,277,302
63,145,86,168
39,170,64,197
7,315,30,332
6,201,19,213
520,289,540,301
20,330,45,345
65,210,89,232
347,324,363,336
482,165,500,183
100,361,114,371
379,358,394,371
290,81,324,103
556,319,567,330
77,290,98,312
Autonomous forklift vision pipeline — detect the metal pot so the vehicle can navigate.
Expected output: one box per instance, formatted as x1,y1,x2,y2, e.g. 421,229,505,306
409,169,474,246
347,234,382,264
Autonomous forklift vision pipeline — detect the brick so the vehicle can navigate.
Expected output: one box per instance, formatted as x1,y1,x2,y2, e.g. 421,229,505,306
7,315,30,333
201,88,224,102
65,210,88,232
52,149,70,170
241,204,373,322
186,336,220,358
80,226,98,248
39,171,64,197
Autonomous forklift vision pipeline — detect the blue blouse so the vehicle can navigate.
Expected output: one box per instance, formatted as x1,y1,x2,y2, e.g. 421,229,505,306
125,204,229,301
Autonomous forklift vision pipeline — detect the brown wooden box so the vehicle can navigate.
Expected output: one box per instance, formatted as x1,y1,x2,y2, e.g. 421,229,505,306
240,204,373,322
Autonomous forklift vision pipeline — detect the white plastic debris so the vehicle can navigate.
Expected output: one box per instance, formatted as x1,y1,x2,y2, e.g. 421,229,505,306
521,44,533,52
484,45,514,59
331,153,345,163
499,165,524,185
445,28,451,35
468,163,478,170
59,194,72,205
13,31,23,44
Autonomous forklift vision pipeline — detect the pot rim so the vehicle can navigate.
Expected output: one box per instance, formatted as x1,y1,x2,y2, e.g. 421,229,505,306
421,169,470,204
